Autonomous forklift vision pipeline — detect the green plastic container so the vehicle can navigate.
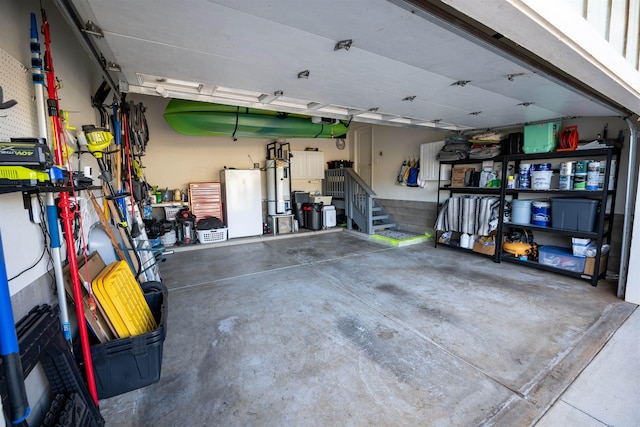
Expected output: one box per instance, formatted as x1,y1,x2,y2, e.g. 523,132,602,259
523,121,561,154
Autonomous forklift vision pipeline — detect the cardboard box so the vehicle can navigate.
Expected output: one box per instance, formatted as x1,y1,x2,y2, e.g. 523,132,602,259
584,253,608,276
571,238,591,257
63,252,117,343
451,167,475,187
310,195,332,205
473,235,496,256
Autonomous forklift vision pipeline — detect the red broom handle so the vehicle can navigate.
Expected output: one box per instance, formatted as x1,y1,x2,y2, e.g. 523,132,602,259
42,9,99,405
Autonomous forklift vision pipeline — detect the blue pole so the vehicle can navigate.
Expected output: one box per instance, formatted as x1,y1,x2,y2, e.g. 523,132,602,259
0,230,30,423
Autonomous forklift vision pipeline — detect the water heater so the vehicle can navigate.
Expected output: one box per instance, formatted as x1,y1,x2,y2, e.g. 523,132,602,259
266,158,291,215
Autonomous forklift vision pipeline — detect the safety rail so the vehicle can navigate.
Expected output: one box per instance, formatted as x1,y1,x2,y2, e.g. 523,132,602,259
325,168,388,234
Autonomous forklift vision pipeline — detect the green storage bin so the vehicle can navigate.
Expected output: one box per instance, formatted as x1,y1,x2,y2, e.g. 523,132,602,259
523,121,561,154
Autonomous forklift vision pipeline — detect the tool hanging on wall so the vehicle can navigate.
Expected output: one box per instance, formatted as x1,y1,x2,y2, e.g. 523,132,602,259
121,112,141,238
123,98,150,203
83,125,113,182
91,80,111,128
41,7,99,404
87,88,158,281
29,12,73,347
83,120,143,272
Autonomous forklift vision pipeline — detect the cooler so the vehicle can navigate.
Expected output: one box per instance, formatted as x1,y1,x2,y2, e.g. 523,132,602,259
523,121,561,154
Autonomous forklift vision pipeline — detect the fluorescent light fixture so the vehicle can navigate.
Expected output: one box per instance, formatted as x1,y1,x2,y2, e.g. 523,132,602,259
212,86,262,102
258,90,284,104
388,117,413,124
136,73,204,93
271,96,312,109
414,121,440,128
307,102,327,111
317,105,349,115
354,111,383,120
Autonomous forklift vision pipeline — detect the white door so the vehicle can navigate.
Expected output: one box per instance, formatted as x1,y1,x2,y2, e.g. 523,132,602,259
355,127,373,187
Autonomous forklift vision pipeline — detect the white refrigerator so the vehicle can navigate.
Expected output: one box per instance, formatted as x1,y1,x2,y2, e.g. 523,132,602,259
220,169,263,238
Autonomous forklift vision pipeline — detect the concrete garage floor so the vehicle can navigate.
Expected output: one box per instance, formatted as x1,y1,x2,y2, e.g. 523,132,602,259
100,231,635,426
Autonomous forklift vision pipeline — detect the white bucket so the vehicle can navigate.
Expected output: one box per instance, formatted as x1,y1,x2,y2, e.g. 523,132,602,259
531,170,552,190
460,233,471,249
511,199,531,224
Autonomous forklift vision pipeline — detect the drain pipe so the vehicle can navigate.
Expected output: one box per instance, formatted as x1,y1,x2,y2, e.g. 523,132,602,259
618,116,639,298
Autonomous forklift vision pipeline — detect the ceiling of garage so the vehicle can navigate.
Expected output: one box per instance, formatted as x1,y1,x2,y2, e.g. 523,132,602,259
59,0,626,133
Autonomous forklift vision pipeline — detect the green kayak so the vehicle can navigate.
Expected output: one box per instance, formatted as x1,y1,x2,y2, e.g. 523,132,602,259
164,99,349,138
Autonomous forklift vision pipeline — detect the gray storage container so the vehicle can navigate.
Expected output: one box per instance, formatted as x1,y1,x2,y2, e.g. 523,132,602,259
550,198,599,232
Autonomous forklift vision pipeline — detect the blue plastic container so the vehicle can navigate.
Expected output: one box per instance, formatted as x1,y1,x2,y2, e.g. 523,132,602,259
532,163,552,171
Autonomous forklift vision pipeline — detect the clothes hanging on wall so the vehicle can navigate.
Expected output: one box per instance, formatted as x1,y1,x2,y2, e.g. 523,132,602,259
435,195,500,236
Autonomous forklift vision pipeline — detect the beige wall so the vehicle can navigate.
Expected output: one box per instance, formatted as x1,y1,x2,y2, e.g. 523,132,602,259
362,123,446,202
133,95,352,198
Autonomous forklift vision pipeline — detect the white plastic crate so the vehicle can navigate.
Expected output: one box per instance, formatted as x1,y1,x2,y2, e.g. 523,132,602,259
164,206,183,221
161,229,177,246
197,228,228,244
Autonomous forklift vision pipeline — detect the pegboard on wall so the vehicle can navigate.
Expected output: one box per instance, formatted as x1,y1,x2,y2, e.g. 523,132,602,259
0,47,39,140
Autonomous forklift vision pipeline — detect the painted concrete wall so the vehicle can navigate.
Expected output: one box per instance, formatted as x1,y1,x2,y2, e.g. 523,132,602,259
0,1,103,424
367,123,446,202
0,1,101,297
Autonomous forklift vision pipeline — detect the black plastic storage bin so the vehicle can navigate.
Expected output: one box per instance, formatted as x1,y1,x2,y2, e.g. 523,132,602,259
292,191,310,228
90,281,168,399
302,203,323,230
501,132,524,155
327,160,354,169
550,198,599,232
